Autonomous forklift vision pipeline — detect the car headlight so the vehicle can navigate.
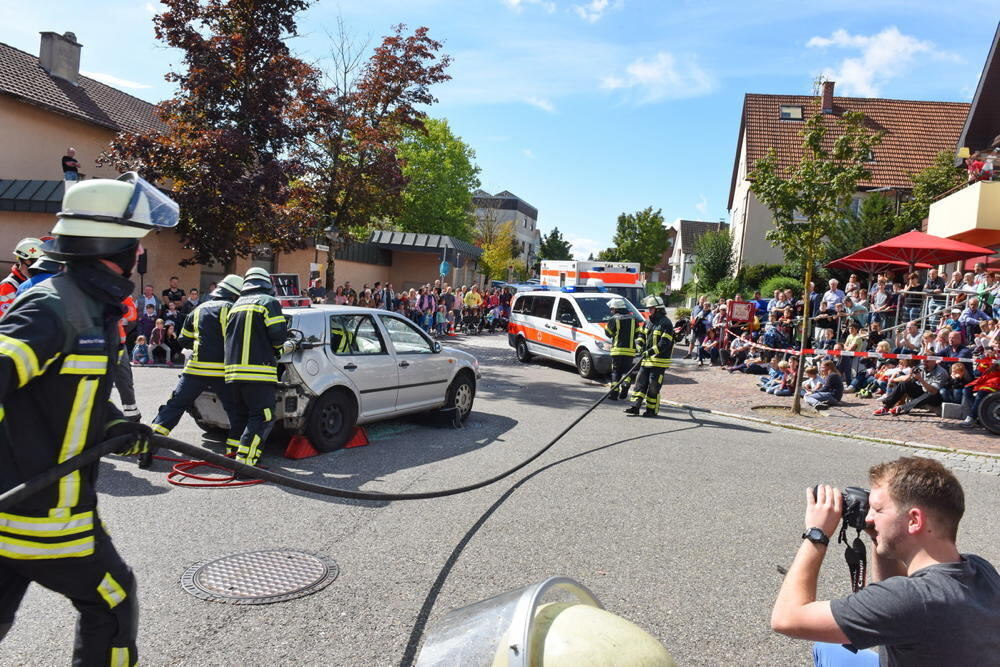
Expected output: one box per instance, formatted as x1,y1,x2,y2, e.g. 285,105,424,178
595,341,607,351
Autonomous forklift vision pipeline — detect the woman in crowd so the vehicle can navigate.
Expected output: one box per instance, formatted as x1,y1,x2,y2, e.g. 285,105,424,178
698,328,720,366
845,273,861,294
900,272,924,322
804,359,843,409
869,282,890,326
165,323,183,364
332,285,347,305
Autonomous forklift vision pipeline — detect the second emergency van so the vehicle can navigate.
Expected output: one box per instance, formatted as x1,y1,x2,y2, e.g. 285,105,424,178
507,290,643,378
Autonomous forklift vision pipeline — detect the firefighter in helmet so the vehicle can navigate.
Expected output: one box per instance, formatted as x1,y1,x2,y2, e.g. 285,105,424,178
0,172,177,665
151,274,244,455
223,267,290,466
13,253,64,296
625,294,674,417
0,237,44,315
604,297,638,400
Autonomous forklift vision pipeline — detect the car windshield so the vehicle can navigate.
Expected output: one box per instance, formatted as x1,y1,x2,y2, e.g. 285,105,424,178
575,297,642,323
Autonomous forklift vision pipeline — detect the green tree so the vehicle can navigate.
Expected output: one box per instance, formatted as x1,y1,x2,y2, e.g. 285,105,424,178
692,229,734,291
895,150,965,234
395,117,480,240
538,226,574,261
478,221,515,282
606,207,668,271
749,108,882,413
824,193,896,274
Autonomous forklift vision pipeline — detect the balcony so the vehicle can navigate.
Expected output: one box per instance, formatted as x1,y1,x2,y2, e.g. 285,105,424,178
927,180,1000,247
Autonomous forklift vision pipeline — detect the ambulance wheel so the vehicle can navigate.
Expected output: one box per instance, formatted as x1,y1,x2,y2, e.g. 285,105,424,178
576,349,595,379
306,388,358,452
516,337,533,362
978,392,1000,436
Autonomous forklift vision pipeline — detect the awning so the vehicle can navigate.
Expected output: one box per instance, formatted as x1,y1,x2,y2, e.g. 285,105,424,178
847,230,995,269
368,230,482,267
0,180,64,213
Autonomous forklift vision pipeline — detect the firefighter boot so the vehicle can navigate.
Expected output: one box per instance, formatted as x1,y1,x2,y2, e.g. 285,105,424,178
624,402,641,415
642,409,657,418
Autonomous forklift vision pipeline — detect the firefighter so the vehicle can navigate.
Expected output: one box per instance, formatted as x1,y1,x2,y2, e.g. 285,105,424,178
224,267,290,467
625,295,674,417
0,172,176,665
13,253,63,296
0,237,44,315
604,297,637,400
151,274,244,455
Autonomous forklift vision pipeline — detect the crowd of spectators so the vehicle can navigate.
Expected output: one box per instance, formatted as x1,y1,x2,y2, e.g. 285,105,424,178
130,276,215,366
684,265,1000,427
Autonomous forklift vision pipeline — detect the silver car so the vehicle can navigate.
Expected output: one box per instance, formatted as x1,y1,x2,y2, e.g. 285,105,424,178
190,305,480,451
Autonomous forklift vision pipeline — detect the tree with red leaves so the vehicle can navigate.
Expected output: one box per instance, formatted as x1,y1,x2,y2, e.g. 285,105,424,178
100,0,320,266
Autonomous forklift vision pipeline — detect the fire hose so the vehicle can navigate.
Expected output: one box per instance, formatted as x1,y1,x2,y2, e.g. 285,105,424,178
0,361,644,511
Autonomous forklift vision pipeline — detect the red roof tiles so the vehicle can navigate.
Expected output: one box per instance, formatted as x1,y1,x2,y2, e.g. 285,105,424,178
0,41,166,135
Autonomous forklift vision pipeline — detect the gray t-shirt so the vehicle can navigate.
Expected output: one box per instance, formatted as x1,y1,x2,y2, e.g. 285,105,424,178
830,554,1000,666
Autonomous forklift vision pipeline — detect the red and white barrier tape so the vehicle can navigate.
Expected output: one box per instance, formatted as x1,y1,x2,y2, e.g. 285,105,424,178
735,336,991,363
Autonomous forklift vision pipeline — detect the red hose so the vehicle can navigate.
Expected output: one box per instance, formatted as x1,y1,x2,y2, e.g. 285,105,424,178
153,453,265,488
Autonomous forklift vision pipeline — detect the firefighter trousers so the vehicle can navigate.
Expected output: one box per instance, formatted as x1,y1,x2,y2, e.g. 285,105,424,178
229,382,276,466
630,366,666,414
152,374,236,445
0,536,138,666
610,355,636,400
113,349,138,416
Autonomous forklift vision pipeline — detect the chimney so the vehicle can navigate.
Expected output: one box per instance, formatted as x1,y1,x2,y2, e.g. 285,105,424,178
821,80,835,114
39,31,82,85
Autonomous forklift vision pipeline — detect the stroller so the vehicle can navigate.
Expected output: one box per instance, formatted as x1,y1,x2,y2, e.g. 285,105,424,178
672,318,690,346
460,306,484,335
483,306,508,334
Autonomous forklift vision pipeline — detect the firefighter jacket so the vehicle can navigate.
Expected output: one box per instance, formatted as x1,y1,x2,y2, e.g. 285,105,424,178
605,313,637,357
224,290,288,383
118,295,138,345
636,313,674,369
0,266,28,317
180,296,235,378
0,265,129,560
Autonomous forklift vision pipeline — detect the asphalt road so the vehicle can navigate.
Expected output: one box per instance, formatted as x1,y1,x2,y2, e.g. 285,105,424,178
3,334,1000,666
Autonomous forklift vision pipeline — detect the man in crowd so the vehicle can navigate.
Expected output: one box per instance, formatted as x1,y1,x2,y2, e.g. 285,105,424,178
941,330,973,375
821,279,845,313
873,358,948,416
139,284,158,313
161,276,183,308
181,288,200,316
771,456,1000,665
0,238,43,316
959,296,990,336
61,147,80,181
894,321,923,354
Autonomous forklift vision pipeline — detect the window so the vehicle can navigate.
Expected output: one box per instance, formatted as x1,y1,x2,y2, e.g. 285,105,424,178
530,295,556,319
555,298,581,327
512,295,533,314
381,316,433,354
329,314,386,355
779,105,804,120
576,296,642,323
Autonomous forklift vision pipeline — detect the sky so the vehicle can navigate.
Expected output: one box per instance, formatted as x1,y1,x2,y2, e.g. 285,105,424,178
2,1,998,259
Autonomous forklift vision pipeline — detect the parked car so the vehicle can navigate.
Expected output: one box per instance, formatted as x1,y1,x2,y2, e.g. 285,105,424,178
190,305,480,451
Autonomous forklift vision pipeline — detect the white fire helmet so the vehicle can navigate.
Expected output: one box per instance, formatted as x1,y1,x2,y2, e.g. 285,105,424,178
640,294,665,311
13,238,43,262
607,297,628,311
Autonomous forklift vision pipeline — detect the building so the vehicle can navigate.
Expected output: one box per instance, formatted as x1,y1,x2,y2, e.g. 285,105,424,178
472,189,541,269
665,219,729,291
928,23,1000,263
727,81,969,271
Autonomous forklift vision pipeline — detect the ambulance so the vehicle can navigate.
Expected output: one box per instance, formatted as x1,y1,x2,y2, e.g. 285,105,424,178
539,260,646,306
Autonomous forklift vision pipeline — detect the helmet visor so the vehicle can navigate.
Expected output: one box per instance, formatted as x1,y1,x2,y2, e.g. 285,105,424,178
121,174,179,229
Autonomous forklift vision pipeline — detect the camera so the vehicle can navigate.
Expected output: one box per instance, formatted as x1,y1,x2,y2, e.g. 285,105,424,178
814,485,871,532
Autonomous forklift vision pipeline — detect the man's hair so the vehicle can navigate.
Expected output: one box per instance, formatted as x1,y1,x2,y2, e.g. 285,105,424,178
170,276,179,281
869,457,965,541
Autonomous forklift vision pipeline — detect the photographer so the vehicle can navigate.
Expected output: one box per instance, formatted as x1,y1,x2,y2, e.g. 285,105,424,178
771,457,1000,665
872,359,947,416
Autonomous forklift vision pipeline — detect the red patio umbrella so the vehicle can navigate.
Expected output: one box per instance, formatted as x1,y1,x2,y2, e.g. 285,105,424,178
826,255,931,275
849,230,995,269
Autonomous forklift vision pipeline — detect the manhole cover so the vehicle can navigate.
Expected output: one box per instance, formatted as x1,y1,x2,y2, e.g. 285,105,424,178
181,549,339,605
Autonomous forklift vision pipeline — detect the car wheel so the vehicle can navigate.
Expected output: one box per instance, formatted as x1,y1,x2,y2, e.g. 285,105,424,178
305,389,358,452
576,349,595,379
442,372,476,422
978,392,1000,435
516,337,533,362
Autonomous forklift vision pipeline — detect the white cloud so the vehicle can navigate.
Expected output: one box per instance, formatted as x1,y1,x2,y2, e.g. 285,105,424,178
601,51,714,103
574,0,612,23
502,0,556,13
521,148,536,159
695,194,708,216
806,27,959,97
144,2,156,13
569,237,605,260
81,70,152,90
524,96,556,112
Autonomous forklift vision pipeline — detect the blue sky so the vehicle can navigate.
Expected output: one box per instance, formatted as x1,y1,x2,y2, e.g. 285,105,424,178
3,1,997,258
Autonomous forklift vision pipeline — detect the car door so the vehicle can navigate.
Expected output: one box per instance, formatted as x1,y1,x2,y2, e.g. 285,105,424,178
326,313,398,418
551,297,582,364
378,314,452,411
526,295,557,358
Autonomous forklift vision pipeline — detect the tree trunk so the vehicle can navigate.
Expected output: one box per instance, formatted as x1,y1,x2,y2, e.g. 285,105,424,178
791,242,815,414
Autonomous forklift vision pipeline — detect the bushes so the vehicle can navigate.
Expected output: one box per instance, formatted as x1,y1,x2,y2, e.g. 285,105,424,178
760,276,803,297
675,307,691,321
735,264,783,294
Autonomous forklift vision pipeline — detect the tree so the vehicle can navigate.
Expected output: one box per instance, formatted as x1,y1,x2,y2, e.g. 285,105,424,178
395,117,480,240
895,150,965,234
100,0,319,266
537,226,573,261
605,207,668,271
824,193,896,274
294,22,453,287
693,229,734,291
750,108,882,413
478,220,515,283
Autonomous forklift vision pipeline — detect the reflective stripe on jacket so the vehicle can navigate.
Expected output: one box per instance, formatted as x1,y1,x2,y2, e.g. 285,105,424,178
606,314,637,356
223,292,287,383
638,316,674,368
181,298,233,378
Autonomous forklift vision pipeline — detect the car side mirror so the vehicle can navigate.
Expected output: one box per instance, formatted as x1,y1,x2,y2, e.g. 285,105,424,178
432,341,442,353
559,313,576,325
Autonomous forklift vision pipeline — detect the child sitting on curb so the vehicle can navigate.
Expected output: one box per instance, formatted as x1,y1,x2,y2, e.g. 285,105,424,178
131,335,150,365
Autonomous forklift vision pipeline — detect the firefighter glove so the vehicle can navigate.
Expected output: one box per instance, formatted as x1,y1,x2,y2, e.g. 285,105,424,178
108,420,153,457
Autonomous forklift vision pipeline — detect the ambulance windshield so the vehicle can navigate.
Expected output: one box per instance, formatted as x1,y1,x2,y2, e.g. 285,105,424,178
577,297,642,323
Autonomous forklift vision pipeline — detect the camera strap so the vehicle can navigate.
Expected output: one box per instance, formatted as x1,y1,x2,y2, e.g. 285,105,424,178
839,523,867,592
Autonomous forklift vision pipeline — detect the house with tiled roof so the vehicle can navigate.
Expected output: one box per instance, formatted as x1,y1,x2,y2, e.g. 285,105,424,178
665,219,729,291
727,81,969,270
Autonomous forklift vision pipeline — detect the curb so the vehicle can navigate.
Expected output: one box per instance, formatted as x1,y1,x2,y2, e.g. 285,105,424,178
658,399,1000,462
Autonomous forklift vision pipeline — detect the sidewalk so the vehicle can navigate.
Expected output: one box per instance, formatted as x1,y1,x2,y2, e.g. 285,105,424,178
662,357,1000,457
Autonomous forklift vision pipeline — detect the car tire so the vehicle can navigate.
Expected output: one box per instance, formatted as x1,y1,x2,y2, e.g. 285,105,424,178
515,337,533,362
305,388,358,453
576,349,595,379
442,372,476,423
978,392,1000,435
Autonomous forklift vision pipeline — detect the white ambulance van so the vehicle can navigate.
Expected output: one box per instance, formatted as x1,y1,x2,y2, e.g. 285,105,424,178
507,289,643,378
